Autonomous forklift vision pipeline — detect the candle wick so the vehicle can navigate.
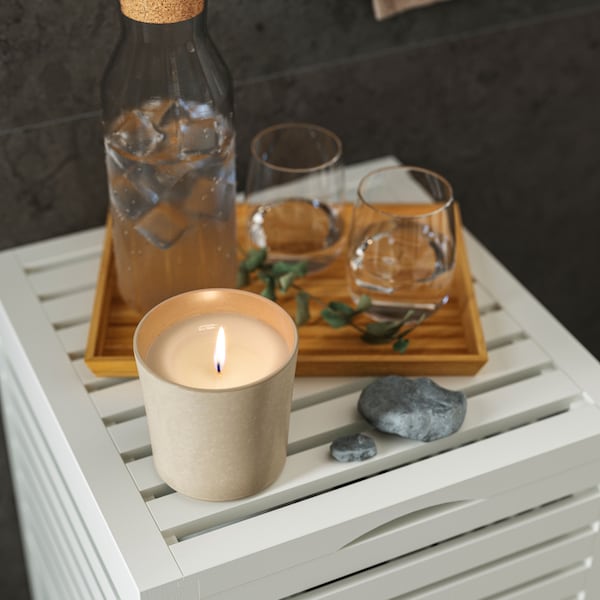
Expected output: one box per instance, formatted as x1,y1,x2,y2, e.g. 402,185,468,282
216,362,222,374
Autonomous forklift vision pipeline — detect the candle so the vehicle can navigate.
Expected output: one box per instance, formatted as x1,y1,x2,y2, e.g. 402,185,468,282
146,313,289,389
133,288,299,501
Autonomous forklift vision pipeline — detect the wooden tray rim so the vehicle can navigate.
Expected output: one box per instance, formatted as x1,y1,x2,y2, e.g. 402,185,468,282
85,203,487,378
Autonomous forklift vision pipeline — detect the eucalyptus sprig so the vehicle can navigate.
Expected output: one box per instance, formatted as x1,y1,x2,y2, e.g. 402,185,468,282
238,248,421,353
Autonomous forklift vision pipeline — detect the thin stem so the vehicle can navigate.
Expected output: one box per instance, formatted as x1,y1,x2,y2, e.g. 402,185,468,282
289,282,325,306
290,283,368,335
239,253,412,352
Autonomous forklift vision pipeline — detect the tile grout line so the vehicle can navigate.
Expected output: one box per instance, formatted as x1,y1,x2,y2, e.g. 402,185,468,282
2,3,599,136
0,111,102,139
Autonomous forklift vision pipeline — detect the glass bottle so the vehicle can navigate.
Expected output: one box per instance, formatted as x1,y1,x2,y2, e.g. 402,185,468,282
101,0,237,315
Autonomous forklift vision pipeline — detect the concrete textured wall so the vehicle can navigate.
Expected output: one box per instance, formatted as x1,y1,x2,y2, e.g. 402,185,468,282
2,1,600,596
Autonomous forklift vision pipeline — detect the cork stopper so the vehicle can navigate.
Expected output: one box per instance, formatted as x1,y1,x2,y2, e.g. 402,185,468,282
120,0,204,24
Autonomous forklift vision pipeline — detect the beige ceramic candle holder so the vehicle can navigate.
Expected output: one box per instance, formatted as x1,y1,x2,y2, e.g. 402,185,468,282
134,289,298,501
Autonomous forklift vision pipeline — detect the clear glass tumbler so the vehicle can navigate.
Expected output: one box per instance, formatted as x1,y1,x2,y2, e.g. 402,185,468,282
243,123,345,272
347,166,456,323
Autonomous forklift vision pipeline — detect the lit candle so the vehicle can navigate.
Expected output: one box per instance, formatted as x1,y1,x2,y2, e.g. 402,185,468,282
145,313,290,389
133,288,299,501
214,326,225,374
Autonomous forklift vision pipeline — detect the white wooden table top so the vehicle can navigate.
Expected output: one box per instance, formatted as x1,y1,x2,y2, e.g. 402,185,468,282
2,156,600,599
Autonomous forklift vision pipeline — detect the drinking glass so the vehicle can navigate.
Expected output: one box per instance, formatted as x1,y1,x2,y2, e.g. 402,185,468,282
346,166,456,323
243,123,345,272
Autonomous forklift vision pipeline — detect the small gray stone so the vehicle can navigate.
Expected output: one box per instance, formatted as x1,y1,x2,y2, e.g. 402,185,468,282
330,433,377,462
358,376,466,442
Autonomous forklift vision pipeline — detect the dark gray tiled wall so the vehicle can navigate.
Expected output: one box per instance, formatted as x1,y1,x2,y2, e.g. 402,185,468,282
4,0,600,128
2,1,600,597
2,0,600,248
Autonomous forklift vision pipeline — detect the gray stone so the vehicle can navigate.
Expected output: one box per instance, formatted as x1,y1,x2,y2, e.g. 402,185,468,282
358,376,466,442
330,433,377,462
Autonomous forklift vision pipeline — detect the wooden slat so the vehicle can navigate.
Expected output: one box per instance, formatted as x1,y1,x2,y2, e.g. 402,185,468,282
343,156,400,196
13,453,102,600
71,358,126,390
90,379,145,421
137,369,578,536
166,404,600,594
2,368,123,600
86,306,528,420
432,338,551,395
128,368,579,499
110,388,366,459
292,377,372,409
91,376,370,424
27,256,100,299
398,530,593,600
42,289,95,327
213,490,599,600
17,498,80,600
492,563,587,600
57,323,90,356
112,338,553,460
21,524,69,600
287,391,365,454
479,310,522,348
463,229,600,407
193,481,599,600
14,227,103,271
473,281,496,313
83,302,521,421
107,418,151,457
295,528,594,600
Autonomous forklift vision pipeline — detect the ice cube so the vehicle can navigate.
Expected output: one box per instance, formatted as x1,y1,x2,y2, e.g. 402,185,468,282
177,99,213,120
152,151,195,190
169,171,235,219
104,142,128,173
179,117,219,156
141,98,175,125
134,203,190,249
109,174,155,221
170,100,223,156
108,109,165,157
157,99,185,144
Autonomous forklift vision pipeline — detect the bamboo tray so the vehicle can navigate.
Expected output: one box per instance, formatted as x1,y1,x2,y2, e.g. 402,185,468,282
85,203,487,378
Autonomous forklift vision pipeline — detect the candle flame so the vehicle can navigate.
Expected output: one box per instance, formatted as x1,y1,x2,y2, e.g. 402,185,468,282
213,326,226,374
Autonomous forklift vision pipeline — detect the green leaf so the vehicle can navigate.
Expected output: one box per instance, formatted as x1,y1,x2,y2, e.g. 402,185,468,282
326,301,356,317
271,260,307,278
278,271,297,293
236,266,250,288
292,260,309,277
242,248,267,271
393,337,410,353
260,277,276,301
257,271,271,282
321,307,351,328
270,261,296,277
238,247,415,353
395,310,419,327
356,294,372,312
295,291,311,326
364,320,403,339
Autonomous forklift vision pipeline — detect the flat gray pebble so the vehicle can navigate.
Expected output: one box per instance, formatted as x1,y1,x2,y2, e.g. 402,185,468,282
330,433,377,462
358,376,466,442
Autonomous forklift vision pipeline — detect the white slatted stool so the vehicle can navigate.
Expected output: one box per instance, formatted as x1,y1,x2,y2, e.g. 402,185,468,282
2,158,600,600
